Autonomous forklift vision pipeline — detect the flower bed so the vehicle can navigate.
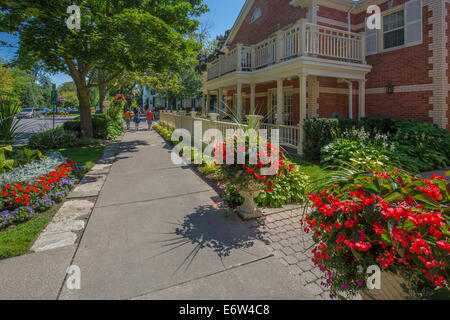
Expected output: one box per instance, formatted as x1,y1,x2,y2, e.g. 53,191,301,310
0,160,81,230
303,169,449,299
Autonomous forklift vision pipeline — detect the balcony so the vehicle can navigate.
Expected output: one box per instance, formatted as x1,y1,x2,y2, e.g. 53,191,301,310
206,21,366,82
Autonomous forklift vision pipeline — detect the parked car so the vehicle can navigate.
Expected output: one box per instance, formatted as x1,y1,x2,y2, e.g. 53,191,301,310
38,108,49,116
16,108,38,119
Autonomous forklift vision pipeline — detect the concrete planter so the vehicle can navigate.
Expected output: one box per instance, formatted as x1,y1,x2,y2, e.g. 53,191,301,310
208,113,219,121
246,115,264,127
238,181,263,220
190,111,197,118
361,271,410,300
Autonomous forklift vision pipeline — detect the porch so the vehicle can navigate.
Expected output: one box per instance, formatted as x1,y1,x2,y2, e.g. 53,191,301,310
159,110,303,155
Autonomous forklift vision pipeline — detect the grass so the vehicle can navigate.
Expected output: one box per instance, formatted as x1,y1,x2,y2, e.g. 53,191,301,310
56,145,105,171
0,213,51,259
0,145,105,259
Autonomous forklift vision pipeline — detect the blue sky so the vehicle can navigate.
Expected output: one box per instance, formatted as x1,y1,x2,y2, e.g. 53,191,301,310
0,0,245,85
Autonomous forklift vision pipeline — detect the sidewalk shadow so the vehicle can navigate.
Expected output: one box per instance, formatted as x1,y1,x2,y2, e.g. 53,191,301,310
151,203,269,274
98,139,149,164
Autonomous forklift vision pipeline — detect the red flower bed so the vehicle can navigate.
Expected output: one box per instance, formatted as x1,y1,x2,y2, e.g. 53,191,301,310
303,169,449,298
1,160,76,210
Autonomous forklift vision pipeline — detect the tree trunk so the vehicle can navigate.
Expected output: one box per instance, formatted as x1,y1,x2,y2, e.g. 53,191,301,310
76,85,94,138
98,71,107,114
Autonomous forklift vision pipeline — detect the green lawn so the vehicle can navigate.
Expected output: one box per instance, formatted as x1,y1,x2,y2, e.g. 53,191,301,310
0,145,105,259
57,145,105,171
0,214,52,259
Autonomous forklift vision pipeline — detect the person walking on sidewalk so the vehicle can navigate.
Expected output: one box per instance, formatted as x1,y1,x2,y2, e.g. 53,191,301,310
124,107,131,130
132,107,141,131
145,106,154,131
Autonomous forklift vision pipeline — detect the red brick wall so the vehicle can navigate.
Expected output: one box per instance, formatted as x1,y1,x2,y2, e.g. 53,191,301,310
447,2,450,130
366,91,433,122
366,6,432,88
230,0,307,47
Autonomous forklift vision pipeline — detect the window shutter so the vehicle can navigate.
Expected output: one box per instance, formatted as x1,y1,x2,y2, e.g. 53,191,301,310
405,0,422,46
365,18,378,55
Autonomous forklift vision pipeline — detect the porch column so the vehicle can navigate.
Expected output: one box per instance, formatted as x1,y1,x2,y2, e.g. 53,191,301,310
201,93,205,115
237,81,243,121
218,88,223,115
358,80,365,119
276,78,284,124
298,73,307,155
206,91,211,115
250,83,256,114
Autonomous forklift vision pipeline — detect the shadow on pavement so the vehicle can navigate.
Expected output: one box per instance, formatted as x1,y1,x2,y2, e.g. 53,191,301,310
151,203,270,274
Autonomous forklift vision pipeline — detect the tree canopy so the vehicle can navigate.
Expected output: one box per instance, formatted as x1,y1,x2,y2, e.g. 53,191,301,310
0,0,208,137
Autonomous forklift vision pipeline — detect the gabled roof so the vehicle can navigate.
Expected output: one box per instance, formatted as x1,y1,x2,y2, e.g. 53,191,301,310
222,0,360,48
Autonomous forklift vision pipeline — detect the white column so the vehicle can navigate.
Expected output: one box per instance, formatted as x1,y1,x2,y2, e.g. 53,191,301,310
237,44,242,71
348,81,353,119
237,81,242,121
250,83,256,114
218,88,223,115
201,93,205,115
358,80,365,119
298,73,307,155
276,78,284,124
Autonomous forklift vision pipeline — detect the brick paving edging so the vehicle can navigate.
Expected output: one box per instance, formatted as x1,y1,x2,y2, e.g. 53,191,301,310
241,206,334,300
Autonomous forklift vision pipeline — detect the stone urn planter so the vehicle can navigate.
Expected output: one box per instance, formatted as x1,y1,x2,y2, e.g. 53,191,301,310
208,113,219,121
190,110,197,118
246,115,264,127
238,181,263,220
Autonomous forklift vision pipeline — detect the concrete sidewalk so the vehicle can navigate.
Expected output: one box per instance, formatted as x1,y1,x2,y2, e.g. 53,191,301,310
55,129,315,300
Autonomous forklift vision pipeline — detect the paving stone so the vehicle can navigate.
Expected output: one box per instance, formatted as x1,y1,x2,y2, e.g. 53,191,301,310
281,246,295,256
274,220,285,227
273,250,285,259
283,255,298,265
301,271,317,283
294,251,308,261
279,233,289,240
271,242,282,251
288,264,302,275
269,235,281,243
297,261,313,272
67,175,107,198
280,239,290,247
284,224,295,231
305,282,324,296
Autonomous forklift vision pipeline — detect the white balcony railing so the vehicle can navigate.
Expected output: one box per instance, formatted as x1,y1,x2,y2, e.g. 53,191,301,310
207,21,365,81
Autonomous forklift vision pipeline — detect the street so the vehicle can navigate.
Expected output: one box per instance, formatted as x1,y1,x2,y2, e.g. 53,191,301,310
14,116,74,146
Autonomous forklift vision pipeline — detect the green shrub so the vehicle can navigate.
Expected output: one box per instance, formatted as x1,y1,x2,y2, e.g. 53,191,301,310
255,161,309,207
63,114,123,140
390,120,450,172
28,127,79,149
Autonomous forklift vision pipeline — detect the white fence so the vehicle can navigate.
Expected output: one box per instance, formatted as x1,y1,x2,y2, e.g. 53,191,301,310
160,111,302,154
207,20,365,81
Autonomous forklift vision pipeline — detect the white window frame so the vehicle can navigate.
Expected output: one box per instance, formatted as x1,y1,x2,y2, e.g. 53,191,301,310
382,9,405,50
378,1,423,53
250,8,262,23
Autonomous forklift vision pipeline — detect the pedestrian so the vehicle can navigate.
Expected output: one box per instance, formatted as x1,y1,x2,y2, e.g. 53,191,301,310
133,107,140,130
124,107,131,130
145,106,154,130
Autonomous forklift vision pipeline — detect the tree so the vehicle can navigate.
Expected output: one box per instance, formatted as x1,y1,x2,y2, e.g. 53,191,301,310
1,0,208,137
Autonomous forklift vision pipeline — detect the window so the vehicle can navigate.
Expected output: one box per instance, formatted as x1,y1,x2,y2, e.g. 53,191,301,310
383,10,405,49
250,8,262,23
283,90,293,125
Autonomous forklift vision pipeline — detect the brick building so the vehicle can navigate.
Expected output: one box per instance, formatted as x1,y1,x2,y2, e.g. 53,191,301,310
201,0,449,131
